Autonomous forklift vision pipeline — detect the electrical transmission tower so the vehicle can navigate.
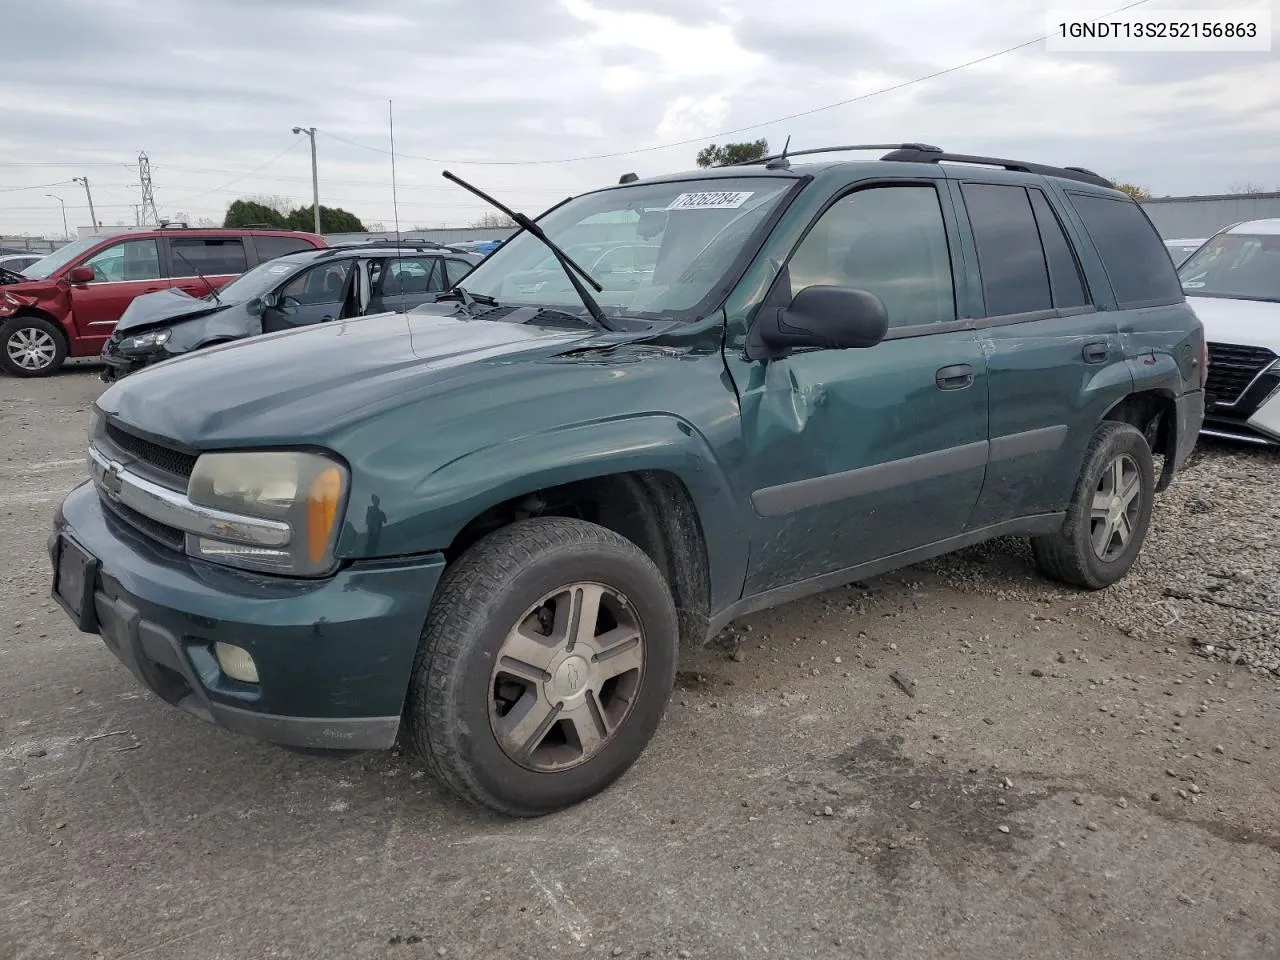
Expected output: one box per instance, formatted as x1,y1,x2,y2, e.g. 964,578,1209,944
138,152,160,225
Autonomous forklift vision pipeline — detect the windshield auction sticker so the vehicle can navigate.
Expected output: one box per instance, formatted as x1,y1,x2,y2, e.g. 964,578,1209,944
665,191,754,211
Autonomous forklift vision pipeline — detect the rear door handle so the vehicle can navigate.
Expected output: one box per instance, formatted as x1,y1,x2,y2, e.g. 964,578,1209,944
1083,341,1109,363
936,363,974,390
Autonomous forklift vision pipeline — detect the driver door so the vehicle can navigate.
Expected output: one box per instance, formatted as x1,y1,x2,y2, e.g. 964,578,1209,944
69,238,165,347
263,260,354,332
725,181,991,596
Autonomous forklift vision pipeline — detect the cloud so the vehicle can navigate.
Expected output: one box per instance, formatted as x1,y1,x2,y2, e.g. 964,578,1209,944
2,0,1278,233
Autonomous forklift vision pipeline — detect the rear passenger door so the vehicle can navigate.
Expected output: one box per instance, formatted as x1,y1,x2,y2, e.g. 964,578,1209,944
950,179,1132,527
369,256,446,314
165,236,250,297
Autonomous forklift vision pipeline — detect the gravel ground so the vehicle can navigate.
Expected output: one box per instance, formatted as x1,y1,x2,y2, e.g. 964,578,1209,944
3,367,1280,960
920,441,1280,675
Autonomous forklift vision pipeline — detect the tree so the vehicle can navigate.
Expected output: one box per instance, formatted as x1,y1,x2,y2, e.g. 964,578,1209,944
223,199,288,228
1228,181,1268,195
696,139,768,168
284,205,366,233
468,211,517,229
1112,182,1153,201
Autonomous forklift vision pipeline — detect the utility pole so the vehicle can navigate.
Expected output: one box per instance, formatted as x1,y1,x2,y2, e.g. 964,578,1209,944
46,194,69,239
138,152,160,225
72,176,98,230
292,126,321,234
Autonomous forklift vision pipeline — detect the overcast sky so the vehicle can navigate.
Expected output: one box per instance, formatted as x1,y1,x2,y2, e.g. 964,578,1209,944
2,0,1277,236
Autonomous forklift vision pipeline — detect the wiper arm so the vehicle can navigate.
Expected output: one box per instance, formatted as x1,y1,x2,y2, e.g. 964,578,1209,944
173,249,221,305
442,170,614,331
435,285,498,309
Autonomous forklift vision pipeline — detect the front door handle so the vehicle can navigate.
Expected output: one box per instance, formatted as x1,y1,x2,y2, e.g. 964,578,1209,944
1083,341,1109,364
936,363,974,390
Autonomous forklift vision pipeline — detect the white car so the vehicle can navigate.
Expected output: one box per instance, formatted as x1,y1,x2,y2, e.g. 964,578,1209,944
1164,238,1205,267
1178,218,1280,446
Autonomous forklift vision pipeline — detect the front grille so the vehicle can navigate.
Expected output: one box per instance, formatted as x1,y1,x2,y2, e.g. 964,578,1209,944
103,422,198,482
100,495,186,551
1205,342,1277,407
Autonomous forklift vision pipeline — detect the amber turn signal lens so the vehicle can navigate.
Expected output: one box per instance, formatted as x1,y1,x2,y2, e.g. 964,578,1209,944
306,466,343,564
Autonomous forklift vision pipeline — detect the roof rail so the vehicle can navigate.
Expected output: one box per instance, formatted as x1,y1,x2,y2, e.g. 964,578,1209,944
879,146,1115,188
727,143,943,170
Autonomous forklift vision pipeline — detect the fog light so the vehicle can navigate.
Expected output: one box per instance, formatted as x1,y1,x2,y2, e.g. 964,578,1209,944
214,642,259,684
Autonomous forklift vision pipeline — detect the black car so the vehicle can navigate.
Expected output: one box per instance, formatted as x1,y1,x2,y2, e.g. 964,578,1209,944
100,242,482,381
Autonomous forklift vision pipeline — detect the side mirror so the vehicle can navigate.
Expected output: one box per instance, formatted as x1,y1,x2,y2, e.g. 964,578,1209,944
748,285,889,360
67,266,94,284
245,297,265,317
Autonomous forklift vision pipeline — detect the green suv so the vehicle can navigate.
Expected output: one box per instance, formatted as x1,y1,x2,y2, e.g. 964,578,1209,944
49,144,1206,816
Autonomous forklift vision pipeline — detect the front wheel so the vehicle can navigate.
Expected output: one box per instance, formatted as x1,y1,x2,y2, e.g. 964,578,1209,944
1032,421,1155,589
405,517,679,816
0,316,67,377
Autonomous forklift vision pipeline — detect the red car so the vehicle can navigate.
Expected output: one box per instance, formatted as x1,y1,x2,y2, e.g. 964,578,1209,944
0,227,326,377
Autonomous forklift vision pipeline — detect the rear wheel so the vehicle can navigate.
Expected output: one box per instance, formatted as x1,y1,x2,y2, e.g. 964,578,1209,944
1032,422,1155,589
404,517,678,816
0,316,67,377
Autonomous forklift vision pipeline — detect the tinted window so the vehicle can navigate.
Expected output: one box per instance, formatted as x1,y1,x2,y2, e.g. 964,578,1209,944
788,185,955,327
170,237,248,277
1067,193,1183,307
281,261,352,305
444,258,473,287
961,183,1052,316
256,235,318,261
1027,189,1089,308
83,239,161,283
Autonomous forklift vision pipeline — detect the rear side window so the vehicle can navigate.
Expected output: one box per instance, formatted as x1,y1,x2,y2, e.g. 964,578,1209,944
255,235,320,262
961,183,1052,316
1066,192,1183,307
170,238,248,277
1027,190,1089,308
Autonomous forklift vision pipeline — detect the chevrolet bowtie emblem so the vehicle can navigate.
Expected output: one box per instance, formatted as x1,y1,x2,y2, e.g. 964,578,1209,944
101,461,124,499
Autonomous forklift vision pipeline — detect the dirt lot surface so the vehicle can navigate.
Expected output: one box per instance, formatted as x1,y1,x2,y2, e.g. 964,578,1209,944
3,366,1280,960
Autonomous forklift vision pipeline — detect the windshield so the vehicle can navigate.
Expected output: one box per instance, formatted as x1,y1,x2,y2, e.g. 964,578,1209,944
450,177,796,319
20,235,107,280
1178,232,1280,302
213,255,315,302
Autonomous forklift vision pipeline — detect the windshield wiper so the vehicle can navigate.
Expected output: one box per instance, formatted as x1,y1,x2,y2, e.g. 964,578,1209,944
442,170,614,332
173,249,221,305
435,286,498,310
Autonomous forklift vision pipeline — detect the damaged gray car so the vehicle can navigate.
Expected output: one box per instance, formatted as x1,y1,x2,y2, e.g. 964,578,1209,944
99,242,482,381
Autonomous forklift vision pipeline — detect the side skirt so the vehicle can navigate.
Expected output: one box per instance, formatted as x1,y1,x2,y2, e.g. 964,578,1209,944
705,513,1066,638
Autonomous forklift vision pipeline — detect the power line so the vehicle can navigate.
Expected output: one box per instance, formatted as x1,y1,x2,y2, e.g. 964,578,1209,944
0,179,76,193
318,0,1153,167
162,141,304,203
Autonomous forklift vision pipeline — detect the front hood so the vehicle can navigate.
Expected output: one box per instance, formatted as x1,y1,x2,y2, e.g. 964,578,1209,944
1187,296,1280,353
113,288,228,334
97,308,636,446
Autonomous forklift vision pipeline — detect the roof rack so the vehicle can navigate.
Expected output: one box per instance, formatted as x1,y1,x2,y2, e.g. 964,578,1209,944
879,146,1115,188
726,143,943,170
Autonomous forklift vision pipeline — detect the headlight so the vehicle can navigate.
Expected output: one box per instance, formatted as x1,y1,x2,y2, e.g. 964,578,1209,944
118,329,172,352
186,451,348,576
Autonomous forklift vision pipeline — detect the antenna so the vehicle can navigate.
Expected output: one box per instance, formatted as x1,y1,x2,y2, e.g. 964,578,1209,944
388,100,402,246
765,136,792,170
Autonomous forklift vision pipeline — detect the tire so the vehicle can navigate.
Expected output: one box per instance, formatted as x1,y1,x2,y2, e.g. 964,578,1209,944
1031,422,1155,589
0,316,67,378
405,517,679,816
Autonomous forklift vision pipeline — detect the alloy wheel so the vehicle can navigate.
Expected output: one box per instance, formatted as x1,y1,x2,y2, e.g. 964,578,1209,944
6,327,57,372
1090,453,1142,561
489,581,645,772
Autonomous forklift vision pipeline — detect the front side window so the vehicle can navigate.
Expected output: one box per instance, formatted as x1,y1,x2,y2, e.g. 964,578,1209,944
453,177,796,319
1178,233,1280,303
170,238,248,277
786,184,955,328
281,260,352,305
83,239,162,283
444,258,474,287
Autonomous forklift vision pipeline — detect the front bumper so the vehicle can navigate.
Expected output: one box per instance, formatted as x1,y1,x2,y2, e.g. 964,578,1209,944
50,481,444,751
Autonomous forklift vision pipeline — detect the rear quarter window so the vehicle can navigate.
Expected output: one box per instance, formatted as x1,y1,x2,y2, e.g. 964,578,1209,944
1066,192,1183,308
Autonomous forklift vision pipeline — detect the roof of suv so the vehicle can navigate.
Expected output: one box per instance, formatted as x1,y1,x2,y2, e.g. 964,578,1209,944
615,143,1121,195
1225,219,1280,235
